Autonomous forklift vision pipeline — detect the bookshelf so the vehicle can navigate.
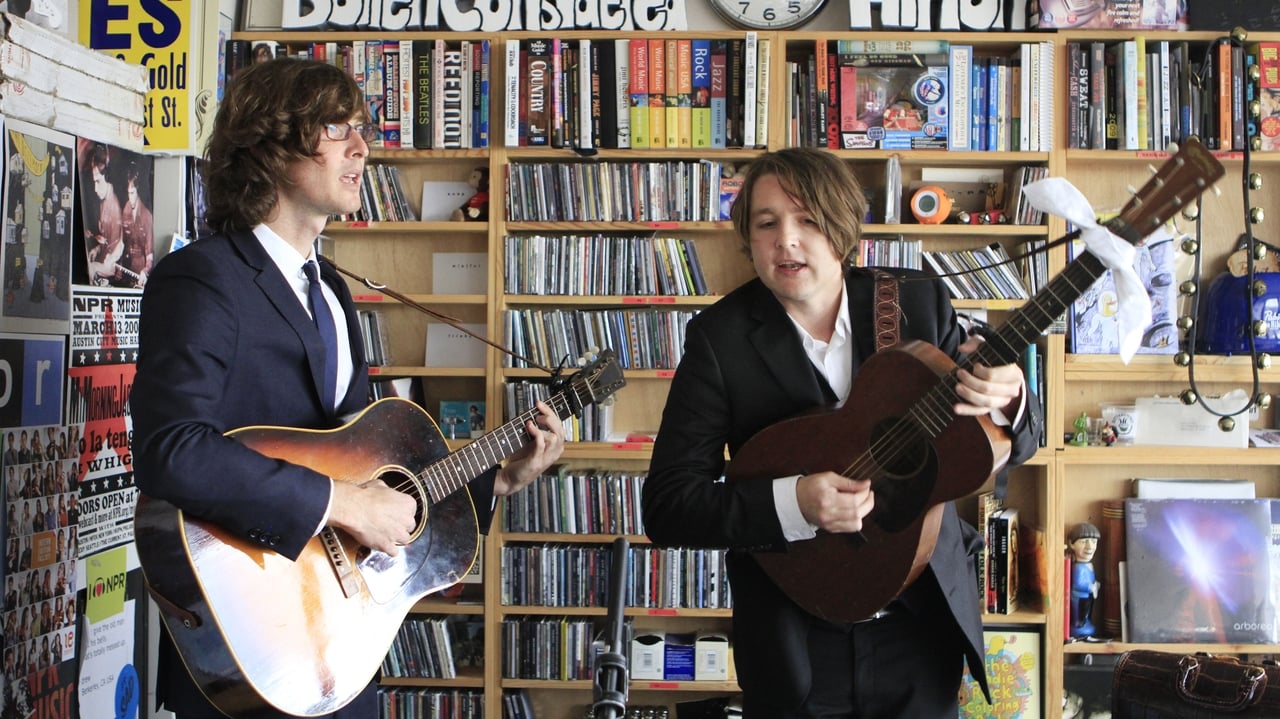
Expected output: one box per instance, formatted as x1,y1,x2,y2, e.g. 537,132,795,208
223,24,1280,719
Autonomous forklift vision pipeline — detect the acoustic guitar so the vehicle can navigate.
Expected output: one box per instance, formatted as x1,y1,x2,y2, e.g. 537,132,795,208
134,350,625,717
727,139,1225,623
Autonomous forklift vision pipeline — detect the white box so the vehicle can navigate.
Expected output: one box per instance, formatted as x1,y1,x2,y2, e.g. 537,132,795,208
630,634,664,680
1134,391,1249,449
694,632,729,681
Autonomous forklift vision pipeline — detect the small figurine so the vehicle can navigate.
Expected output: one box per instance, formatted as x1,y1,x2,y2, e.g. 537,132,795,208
451,167,489,222
1098,422,1116,447
1068,522,1101,639
1069,411,1089,446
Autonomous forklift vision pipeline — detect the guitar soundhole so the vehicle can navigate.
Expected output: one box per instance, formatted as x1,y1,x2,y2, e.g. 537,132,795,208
380,467,428,543
867,420,935,533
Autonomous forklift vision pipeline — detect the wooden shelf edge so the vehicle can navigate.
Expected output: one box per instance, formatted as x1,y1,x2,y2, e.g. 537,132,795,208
1060,446,1274,465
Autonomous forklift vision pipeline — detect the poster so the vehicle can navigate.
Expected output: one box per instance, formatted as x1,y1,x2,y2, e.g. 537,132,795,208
1,422,81,718
79,0,213,153
0,333,65,429
73,140,155,291
66,286,146,718
2,119,75,336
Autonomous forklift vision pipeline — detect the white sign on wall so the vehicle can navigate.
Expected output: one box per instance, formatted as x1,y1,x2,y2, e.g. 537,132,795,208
277,0,689,31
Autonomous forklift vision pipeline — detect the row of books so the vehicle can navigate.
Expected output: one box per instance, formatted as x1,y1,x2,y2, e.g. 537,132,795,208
227,38,491,149
500,616,597,680
1067,39,1280,152
374,688,482,719
382,616,484,679
502,235,710,297
500,470,647,536
504,160,729,224
500,545,733,610
503,308,697,371
334,165,418,223
922,243,1030,301
503,380,614,443
357,310,393,367
504,35,772,150
975,491,1048,616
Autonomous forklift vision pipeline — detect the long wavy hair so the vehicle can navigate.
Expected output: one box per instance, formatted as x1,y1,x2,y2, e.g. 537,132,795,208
730,148,867,264
202,58,367,232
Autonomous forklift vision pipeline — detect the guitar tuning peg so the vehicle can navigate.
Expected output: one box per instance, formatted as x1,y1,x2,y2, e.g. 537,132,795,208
1147,164,1159,174
1126,184,1138,196
1167,142,1180,154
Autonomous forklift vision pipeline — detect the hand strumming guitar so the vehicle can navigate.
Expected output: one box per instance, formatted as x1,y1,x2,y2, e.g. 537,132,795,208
327,478,418,556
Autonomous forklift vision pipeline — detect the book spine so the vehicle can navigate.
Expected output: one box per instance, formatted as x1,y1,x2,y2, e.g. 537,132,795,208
1123,41,1138,150
1103,44,1118,150
691,39,711,149
479,40,491,148
677,39,693,149
825,47,839,149
665,39,680,149
612,38,630,149
581,38,595,149
413,41,435,148
363,40,384,148
756,37,770,148
743,32,757,148
526,39,550,146
726,38,744,148
441,44,465,149
629,39,650,149
397,40,413,149
501,39,517,146
948,45,972,151
1257,42,1280,151
1232,43,1245,151
381,40,401,148
648,38,666,148
709,40,727,149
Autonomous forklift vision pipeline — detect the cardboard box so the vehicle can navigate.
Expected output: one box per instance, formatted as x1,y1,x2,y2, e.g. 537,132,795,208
1029,0,1184,29
694,632,729,681
663,632,695,681
630,634,665,680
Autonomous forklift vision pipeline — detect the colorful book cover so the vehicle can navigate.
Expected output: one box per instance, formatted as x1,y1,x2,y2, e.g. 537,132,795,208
959,630,1042,718
1125,498,1276,643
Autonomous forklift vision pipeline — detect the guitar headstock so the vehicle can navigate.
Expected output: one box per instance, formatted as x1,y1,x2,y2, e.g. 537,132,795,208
569,348,626,409
1106,137,1225,245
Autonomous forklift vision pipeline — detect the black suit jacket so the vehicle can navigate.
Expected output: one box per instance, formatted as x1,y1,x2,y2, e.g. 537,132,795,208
131,231,496,715
643,268,1042,708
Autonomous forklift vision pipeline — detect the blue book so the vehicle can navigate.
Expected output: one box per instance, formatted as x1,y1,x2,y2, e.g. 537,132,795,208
691,39,712,149
986,58,1000,153
972,57,987,151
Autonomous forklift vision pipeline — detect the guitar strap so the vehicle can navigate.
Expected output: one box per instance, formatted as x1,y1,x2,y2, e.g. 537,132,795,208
870,269,902,353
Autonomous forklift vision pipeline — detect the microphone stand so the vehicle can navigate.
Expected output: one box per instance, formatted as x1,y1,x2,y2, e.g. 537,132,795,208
591,536,630,719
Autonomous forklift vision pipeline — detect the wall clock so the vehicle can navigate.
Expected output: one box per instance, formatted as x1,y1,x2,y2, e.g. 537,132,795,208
708,0,828,29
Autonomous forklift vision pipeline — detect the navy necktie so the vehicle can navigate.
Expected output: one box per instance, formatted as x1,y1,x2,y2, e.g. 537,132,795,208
303,260,338,411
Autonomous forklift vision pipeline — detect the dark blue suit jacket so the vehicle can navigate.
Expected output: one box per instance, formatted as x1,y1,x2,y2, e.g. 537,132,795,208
642,267,1042,709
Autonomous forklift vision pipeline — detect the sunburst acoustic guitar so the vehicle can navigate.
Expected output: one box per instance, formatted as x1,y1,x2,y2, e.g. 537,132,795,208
134,350,625,717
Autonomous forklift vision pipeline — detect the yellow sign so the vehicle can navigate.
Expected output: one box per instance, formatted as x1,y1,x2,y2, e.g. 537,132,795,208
80,0,199,152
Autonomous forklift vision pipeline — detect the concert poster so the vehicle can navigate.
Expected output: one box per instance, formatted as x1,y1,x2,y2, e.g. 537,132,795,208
66,286,146,719
1,119,76,336
1,423,81,719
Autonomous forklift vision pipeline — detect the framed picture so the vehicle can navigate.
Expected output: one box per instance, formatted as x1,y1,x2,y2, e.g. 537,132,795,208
238,0,283,31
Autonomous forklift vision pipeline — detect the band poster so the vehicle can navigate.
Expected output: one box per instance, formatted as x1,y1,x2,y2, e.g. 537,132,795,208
67,286,146,719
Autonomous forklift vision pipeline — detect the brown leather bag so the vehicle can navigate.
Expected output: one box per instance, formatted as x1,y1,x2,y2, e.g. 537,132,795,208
1112,650,1280,718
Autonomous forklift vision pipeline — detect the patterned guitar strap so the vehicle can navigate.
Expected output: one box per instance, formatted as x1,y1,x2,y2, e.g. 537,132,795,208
870,269,901,353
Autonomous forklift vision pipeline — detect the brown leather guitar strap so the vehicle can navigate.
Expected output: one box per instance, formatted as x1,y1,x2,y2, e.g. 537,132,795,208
870,269,901,353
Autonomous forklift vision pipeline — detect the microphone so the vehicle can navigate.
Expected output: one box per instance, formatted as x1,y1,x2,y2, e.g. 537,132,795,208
591,536,630,719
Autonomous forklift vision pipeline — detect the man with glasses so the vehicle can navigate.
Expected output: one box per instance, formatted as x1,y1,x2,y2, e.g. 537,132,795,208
130,58,566,719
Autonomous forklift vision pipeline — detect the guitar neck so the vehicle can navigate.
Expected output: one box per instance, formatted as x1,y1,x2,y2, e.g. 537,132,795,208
417,379,589,504
964,248,1107,371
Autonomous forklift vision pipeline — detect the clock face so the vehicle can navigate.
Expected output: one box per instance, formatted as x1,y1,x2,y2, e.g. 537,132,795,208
709,0,828,29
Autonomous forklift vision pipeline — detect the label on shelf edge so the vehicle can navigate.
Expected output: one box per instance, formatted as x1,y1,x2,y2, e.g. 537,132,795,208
353,294,384,302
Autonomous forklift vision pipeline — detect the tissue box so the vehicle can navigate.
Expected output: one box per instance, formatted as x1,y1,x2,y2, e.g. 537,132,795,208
630,634,665,680
694,632,729,681
1134,392,1249,448
663,633,695,681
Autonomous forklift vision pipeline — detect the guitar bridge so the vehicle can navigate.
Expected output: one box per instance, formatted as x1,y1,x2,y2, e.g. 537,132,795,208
321,527,360,598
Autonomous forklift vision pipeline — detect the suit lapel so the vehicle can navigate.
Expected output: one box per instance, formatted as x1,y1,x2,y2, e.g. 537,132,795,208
230,232,333,414
745,284,826,403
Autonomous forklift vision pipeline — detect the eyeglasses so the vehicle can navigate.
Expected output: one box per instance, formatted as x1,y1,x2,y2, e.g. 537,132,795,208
323,122,379,143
